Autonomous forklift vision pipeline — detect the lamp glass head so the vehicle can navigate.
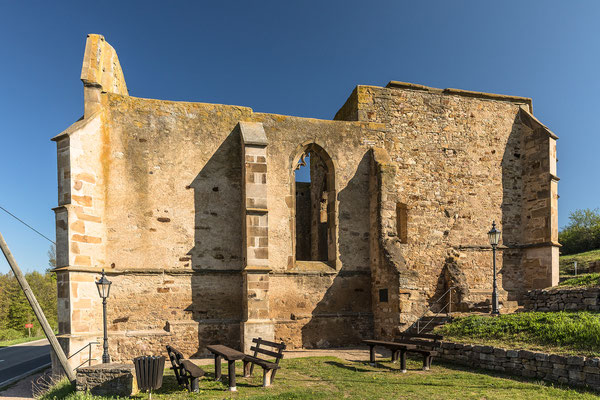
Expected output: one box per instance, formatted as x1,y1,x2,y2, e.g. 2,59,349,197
95,269,112,299
487,221,501,246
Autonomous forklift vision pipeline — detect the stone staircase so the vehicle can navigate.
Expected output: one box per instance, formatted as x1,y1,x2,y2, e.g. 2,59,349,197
408,315,453,334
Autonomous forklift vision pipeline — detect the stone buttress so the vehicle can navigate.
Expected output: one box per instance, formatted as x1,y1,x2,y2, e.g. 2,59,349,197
238,122,274,352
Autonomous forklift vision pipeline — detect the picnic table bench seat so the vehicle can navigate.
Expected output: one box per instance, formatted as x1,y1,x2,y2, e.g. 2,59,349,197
242,338,286,387
363,333,442,372
166,345,206,392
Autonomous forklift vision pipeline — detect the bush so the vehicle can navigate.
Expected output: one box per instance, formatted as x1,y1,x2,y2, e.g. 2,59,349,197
0,328,23,341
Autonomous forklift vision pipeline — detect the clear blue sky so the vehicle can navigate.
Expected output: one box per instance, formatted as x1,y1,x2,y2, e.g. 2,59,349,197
0,0,597,273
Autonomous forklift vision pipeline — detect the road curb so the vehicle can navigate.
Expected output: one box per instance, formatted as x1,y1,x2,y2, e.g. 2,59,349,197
0,362,51,390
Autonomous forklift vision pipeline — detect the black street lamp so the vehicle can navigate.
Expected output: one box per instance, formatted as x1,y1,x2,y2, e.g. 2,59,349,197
95,269,112,363
487,221,501,316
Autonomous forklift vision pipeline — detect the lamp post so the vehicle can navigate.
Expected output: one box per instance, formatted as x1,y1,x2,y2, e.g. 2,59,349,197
95,269,112,363
487,221,501,316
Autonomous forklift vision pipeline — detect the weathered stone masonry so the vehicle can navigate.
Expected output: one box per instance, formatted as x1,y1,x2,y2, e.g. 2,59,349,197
52,35,559,370
524,287,600,312
440,342,600,391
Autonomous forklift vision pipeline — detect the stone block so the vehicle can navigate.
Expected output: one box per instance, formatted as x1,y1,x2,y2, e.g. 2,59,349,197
493,348,507,358
520,350,535,360
567,356,585,366
586,373,600,385
76,363,138,397
569,370,584,381
549,354,566,363
586,358,600,368
506,350,519,358
241,320,274,353
522,369,537,378
584,366,600,375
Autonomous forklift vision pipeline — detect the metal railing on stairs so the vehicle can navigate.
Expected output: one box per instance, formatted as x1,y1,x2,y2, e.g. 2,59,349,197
68,341,100,370
415,286,456,334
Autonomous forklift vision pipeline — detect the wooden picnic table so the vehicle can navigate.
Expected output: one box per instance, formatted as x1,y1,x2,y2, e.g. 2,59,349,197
206,344,246,391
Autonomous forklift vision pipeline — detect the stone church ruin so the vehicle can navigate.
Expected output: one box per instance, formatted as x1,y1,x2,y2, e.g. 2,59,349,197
52,34,559,367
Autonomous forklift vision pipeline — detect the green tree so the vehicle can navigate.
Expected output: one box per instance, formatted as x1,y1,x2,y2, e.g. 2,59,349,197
47,244,56,270
0,273,10,325
0,245,58,339
559,208,600,255
6,277,31,333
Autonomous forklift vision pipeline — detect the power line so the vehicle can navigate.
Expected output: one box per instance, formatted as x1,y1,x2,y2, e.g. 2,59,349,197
0,206,56,245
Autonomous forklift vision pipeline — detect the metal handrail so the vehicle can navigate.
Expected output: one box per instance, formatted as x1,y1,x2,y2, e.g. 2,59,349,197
416,286,456,334
68,341,100,367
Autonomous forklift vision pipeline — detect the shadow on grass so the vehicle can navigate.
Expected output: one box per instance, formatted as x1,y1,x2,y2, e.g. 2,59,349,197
325,360,419,373
150,371,272,396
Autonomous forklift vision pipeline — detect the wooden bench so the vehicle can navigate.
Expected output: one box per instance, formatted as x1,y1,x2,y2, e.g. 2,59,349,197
166,345,206,392
394,333,442,371
362,339,416,372
363,333,442,372
242,338,286,387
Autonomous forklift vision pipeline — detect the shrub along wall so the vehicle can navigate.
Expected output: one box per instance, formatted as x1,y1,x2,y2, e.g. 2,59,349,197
439,342,600,391
523,287,600,312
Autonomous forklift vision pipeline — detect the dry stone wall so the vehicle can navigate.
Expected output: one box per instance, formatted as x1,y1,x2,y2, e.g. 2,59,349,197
524,287,600,312
440,342,600,391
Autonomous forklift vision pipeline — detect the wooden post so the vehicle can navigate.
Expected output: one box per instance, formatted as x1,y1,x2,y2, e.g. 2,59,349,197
0,231,76,382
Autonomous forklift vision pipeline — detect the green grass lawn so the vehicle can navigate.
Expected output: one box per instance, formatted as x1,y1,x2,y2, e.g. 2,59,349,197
437,311,600,357
559,273,600,287
560,249,600,276
39,356,599,400
0,334,46,347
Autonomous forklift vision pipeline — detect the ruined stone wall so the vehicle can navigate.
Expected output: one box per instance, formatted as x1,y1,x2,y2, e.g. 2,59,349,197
269,272,372,348
55,35,558,365
97,95,250,359
336,82,556,330
55,90,383,360
251,113,380,347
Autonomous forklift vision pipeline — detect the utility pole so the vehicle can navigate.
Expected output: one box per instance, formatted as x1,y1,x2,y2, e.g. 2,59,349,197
0,232,76,382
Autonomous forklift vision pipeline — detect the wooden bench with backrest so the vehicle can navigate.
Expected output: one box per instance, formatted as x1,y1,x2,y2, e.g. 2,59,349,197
166,345,206,392
242,338,286,387
362,339,416,372
393,332,442,371
363,332,442,372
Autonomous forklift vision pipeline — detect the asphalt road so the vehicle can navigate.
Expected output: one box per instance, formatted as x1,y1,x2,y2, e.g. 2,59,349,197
0,339,51,388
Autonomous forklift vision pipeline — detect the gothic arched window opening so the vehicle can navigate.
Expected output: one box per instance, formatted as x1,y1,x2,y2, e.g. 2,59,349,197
293,145,336,264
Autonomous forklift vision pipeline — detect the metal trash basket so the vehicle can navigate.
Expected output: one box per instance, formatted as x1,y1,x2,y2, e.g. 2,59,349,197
133,355,165,397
